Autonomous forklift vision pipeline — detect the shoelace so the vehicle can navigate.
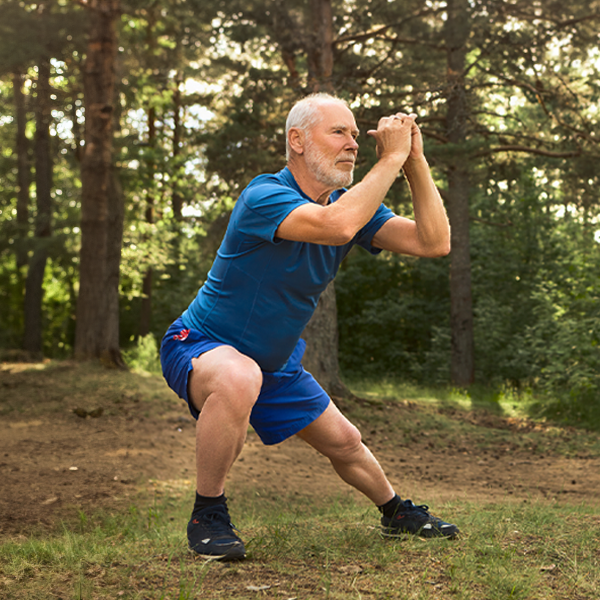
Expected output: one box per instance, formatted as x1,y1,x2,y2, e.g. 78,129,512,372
402,499,429,513
193,506,240,537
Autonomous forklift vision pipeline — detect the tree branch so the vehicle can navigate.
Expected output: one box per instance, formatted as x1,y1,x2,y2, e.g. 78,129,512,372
505,9,600,29
334,7,445,49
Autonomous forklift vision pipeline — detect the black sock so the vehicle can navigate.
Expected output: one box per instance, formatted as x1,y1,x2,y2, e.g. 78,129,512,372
378,494,402,518
193,492,226,515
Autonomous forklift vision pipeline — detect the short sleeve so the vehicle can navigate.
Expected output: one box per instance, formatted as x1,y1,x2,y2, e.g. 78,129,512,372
234,177,310,243
353,203,395,254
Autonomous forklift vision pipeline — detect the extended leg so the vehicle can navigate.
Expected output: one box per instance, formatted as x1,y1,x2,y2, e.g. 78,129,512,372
296,401,459,539
295,401,395,506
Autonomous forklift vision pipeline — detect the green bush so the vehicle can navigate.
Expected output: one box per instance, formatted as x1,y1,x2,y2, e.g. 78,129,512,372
123,334,162,375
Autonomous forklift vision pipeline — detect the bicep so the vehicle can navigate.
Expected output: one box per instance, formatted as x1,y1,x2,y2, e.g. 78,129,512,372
275,203,351,246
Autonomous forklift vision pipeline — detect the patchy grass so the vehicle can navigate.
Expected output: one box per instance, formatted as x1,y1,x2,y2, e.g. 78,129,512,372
1,494,599,599
346,377,600,458
2,363,600,599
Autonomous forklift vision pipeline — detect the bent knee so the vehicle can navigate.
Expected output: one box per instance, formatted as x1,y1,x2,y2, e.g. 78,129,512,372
221,356,263,400
189,346,262,413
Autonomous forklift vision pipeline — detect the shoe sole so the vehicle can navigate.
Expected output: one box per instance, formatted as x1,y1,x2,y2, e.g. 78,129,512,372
381,527,459,540
188,546,247,562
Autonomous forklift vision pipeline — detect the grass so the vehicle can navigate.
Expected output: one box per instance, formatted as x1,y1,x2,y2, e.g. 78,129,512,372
346,377,600,458
1,494,599,599
347,376,600,433
1,364,600,599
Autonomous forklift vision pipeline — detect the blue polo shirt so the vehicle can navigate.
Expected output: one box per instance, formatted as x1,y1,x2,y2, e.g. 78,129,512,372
181,167,394,372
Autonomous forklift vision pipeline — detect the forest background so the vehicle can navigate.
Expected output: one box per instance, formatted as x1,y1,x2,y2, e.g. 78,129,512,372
1,0,599,426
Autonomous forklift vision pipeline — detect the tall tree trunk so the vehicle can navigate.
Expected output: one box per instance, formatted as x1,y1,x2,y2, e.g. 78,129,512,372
139,13,156,338
308,0,334,92
23,57,52,356
74,0,120,361
444,0,474,386
172,78,183,221
103,165,126,367
139,105,155,338
299,0,349,397
12,71,30,270
101,39,126,367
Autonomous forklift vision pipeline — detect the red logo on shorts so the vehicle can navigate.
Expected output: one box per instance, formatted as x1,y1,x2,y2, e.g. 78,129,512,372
173,329,190,341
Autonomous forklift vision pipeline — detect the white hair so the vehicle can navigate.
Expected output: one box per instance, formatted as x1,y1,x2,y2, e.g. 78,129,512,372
285,93,350,161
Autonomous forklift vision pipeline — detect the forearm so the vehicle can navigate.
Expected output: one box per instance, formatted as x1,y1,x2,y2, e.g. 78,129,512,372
403,156,450,255
327,155,406,240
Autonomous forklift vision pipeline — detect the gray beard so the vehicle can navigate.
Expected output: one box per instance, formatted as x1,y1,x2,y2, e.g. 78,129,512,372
305,142,354,190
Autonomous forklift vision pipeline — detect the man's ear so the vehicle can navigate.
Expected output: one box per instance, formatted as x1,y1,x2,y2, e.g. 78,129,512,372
288,127,305,155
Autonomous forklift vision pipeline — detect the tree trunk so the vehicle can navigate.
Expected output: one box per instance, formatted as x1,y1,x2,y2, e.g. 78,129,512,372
444,0,474,386
139,104,155,338
12,71,30,270
308,0,334,92
101,41,126,368
23,57,52,357
139,268,153,337
298,0,350,396
74,0,120,361
103,166,126,367
301,282,349,397
172,78,183,221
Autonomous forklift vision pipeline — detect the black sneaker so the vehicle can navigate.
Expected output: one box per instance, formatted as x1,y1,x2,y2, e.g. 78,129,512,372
187,504,246,561
381,499,459,539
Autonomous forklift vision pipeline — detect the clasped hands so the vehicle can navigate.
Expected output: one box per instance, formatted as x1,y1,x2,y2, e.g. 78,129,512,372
367,112,422,164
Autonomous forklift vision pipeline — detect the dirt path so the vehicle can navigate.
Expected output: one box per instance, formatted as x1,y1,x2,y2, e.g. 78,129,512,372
1,362,599,537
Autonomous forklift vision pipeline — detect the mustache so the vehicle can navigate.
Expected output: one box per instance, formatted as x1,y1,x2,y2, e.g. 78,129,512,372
335,154,356,164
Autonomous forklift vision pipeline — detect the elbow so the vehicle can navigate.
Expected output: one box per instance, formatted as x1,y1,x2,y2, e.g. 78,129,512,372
334,227,356,246
435,239,451,257
425,226,451,257
422,238,451,258
324,221,356,246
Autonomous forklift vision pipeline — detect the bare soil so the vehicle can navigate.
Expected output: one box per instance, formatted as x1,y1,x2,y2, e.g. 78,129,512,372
1,361,600,539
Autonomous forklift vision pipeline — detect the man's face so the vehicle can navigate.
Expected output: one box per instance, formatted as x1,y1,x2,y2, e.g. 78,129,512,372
303,102,359,191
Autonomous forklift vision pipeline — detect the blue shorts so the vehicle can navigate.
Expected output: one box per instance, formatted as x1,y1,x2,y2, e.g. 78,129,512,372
160,317,330,445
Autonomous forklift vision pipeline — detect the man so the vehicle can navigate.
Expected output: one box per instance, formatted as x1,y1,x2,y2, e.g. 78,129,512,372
160,93,457,561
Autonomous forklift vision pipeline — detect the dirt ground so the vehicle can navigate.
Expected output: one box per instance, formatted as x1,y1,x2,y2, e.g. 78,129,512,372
1,361,600,539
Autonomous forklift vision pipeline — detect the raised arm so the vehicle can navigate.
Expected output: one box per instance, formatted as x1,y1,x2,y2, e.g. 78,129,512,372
275,111,414,246
371,121,450,258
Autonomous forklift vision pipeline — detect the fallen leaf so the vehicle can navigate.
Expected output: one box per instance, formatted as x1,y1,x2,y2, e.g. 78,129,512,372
246,585,271,591
338,565,363,575
42,496,58,505
540,564,557,572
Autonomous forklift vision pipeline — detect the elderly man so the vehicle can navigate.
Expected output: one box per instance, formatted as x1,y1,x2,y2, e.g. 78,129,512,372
160,93,458,561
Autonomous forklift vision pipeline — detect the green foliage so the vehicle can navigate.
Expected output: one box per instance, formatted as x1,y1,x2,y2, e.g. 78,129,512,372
0,0,599,426
336,247,450,382
122,333,162,375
